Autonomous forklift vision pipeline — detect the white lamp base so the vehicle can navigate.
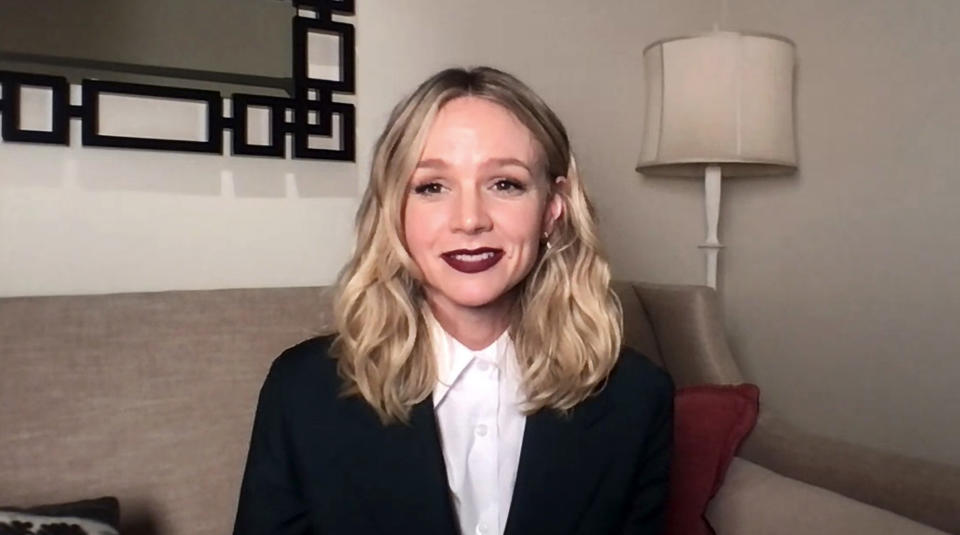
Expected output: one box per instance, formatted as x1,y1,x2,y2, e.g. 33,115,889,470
697,165,724,289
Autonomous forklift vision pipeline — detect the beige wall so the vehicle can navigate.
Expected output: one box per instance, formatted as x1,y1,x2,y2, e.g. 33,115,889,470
709,0,959,466
2,0,957,467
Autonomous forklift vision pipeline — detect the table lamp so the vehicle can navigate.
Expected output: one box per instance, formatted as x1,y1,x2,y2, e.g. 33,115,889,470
636,31,798,289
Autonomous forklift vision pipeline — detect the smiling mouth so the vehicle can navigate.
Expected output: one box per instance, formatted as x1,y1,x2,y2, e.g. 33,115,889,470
441,248,504,273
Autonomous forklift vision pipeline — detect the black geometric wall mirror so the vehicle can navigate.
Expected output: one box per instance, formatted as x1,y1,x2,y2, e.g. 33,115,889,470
0,0,355,161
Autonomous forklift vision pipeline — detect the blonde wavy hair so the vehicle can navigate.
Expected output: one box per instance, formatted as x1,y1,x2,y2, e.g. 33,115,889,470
332,66,622,424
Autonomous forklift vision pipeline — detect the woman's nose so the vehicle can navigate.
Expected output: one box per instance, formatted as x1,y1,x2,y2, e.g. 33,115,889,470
452,188,492,234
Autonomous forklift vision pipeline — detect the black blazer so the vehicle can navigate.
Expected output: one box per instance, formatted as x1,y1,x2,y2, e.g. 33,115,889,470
233,336,673,535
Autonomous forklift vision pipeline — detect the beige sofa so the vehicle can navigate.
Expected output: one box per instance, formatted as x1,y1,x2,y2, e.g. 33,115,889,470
1,283,958,535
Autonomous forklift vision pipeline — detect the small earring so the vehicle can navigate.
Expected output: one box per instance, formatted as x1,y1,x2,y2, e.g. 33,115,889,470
542,232,552,250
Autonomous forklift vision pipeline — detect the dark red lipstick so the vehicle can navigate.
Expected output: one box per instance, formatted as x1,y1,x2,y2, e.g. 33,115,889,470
441,248,504,273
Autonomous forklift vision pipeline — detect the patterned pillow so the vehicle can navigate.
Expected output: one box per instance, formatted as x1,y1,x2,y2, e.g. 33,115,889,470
0,496,119,535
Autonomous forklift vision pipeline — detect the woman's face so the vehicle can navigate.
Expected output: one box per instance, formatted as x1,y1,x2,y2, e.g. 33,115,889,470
403,96,563,315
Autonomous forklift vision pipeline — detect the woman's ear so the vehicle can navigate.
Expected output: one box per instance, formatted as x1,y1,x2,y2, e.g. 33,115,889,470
543,176,567,235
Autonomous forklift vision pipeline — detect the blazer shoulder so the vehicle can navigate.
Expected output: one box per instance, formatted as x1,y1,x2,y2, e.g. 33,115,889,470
264,334,341,397
607,346,675,405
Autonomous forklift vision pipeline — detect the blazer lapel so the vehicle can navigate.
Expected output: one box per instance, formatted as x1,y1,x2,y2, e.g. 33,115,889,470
344,397,459,534
341,387,615,535
504,392,613,535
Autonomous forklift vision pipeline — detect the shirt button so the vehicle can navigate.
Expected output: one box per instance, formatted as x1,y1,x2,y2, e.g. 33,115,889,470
476,523,489,535
475,424,488,437
476,360,490,372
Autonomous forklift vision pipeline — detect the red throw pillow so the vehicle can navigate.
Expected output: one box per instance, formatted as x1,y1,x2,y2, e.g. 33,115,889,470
664,384,760,535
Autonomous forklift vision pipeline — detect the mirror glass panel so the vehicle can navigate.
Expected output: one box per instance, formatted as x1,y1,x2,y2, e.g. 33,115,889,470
0,0,294,95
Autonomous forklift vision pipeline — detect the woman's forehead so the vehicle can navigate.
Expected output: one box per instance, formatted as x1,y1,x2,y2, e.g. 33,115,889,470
418,96,542,168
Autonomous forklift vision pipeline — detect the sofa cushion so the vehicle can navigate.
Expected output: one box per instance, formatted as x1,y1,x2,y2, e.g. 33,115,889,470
0,496,119,535
706,457,950,535
664,384,760,535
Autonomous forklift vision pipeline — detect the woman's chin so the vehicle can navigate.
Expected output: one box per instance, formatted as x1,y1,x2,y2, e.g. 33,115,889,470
427,284,517,312
447,292,506,309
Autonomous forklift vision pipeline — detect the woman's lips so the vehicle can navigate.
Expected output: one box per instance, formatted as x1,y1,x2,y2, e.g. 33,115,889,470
441,248,504,273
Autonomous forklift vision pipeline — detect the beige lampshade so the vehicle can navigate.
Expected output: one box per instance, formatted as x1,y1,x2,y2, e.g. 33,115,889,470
636,31,797,177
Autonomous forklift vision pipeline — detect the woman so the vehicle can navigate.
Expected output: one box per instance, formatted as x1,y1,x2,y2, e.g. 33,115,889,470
233,67,673,535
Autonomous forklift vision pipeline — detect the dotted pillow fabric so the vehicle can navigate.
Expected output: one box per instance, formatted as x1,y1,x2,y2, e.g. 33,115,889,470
0,496,119,535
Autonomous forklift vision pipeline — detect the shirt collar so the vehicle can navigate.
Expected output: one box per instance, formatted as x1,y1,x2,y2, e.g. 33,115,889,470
429,316,511,406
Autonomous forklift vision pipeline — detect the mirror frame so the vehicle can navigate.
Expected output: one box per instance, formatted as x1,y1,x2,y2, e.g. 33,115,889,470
0,0,356,161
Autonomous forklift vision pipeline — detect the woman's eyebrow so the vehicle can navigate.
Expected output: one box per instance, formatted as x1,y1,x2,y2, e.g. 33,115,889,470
415,158,449,169
415,157,532,171
481,157,532,172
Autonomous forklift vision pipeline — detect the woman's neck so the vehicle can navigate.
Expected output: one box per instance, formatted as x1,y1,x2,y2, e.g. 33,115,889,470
426,293,514,350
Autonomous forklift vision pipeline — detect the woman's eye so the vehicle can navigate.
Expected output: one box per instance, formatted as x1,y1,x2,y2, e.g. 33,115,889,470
493,179,526,193
412,182,443,195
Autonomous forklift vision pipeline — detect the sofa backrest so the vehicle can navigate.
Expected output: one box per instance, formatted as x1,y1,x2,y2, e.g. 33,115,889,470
0,284,663,535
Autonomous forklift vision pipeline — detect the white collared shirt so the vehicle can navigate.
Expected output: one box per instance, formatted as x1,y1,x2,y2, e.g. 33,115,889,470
430,321,526,535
